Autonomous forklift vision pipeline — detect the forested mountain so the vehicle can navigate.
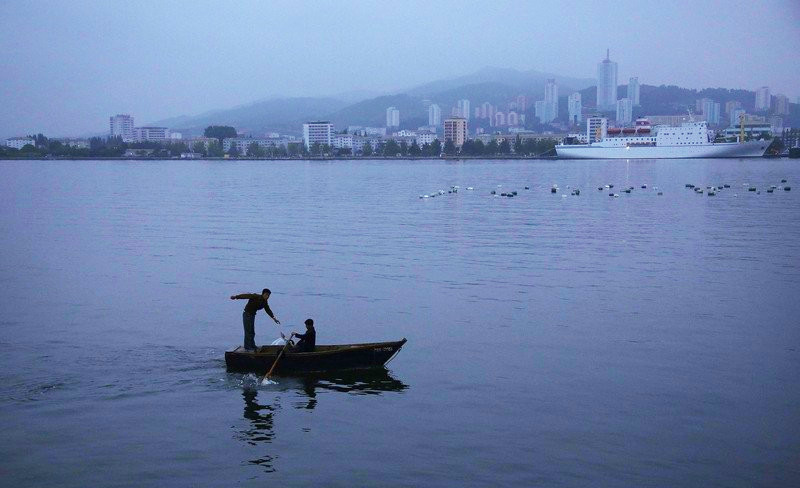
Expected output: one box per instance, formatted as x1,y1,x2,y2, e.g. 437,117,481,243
150,97,348,136
147,67,796,135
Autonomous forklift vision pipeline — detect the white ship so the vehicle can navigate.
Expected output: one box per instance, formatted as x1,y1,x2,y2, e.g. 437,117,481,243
556,118,770,159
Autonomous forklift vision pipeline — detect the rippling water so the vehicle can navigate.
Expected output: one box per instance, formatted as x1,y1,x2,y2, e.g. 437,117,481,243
1,158,799,487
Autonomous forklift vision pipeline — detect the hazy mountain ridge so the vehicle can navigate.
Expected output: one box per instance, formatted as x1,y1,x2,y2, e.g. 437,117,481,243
149,67,598,134
147,67,793,136
405,66,595,97
150,97,348,136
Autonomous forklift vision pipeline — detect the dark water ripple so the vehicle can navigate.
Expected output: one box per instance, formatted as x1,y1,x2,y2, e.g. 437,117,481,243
1,158,799,487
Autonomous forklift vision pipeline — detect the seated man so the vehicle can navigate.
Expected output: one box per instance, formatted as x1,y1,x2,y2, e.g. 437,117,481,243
291,319,316,353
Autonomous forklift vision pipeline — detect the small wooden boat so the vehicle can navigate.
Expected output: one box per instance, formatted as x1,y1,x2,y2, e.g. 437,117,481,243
225,339,407,374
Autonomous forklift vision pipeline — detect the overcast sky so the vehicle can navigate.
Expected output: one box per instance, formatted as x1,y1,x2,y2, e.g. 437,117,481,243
1,0,798,138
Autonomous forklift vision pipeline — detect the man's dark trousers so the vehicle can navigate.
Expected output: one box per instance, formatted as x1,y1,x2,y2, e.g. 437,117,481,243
243,311,257,350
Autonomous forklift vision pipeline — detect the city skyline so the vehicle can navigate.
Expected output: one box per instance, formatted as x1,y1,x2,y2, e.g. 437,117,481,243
1,0,799,138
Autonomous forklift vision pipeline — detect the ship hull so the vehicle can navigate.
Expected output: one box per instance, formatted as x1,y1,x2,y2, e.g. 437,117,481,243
555,140,769,159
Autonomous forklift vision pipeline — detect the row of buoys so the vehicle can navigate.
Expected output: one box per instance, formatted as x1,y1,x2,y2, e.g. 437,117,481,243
550,184,582,196
491,190,518,197
419,185,461,198
422,179,790,200
599,184,663,196
684,179,792,197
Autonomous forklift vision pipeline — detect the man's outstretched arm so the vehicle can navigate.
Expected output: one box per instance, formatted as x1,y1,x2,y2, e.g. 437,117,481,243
264,303,280,324
230,293,259,300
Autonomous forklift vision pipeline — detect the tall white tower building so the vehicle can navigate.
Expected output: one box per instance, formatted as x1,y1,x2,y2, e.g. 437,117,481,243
535,79,559,124
701,99,720,125
616,98,633,124
773,94,789,115
755,87,770,111
544,79,558,122
428,103,441,126
627,77,640,106
386,107,400,128
568,93,582,125
110,114,134,142
457,99,471,121
597,50,618,111
534,101,546,123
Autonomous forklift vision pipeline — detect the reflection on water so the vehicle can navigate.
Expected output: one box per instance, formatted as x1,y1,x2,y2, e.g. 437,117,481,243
300,368,410,397
237,368,408,472
240,389,278,471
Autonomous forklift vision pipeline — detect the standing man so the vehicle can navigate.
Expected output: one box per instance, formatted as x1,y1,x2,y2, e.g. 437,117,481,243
230,288,280,351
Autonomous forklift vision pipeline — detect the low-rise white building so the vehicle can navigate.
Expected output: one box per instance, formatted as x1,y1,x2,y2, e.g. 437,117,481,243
223,137,297,155
266,136,297,148
4,137,35,149
303,121,333,149
333,134,354,150
54,138,90,149
721,123,772,139
416,131,437,146
183,137,217,151
567,132,589,144
351,136,382,153
133,126,170,142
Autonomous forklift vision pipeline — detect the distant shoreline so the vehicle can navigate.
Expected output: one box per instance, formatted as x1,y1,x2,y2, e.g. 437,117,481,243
0,155,559,161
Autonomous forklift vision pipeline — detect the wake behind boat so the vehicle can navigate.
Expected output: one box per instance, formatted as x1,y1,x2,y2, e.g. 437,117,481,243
225,339,407,374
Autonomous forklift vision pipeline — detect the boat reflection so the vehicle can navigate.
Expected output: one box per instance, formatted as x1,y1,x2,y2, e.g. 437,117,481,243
239,388,278,472
236,368,407,471
294,367,409,404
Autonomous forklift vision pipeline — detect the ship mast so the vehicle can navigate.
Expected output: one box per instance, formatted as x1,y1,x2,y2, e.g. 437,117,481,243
739,113,745,144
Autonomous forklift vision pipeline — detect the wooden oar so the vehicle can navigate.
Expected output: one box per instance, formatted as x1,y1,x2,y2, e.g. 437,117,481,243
261,337,292,385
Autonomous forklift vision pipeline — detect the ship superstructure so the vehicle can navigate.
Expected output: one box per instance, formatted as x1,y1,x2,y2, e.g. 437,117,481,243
556,118,769,159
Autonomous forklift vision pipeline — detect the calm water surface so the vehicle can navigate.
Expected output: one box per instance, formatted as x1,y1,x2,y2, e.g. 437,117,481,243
1,158,799,487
